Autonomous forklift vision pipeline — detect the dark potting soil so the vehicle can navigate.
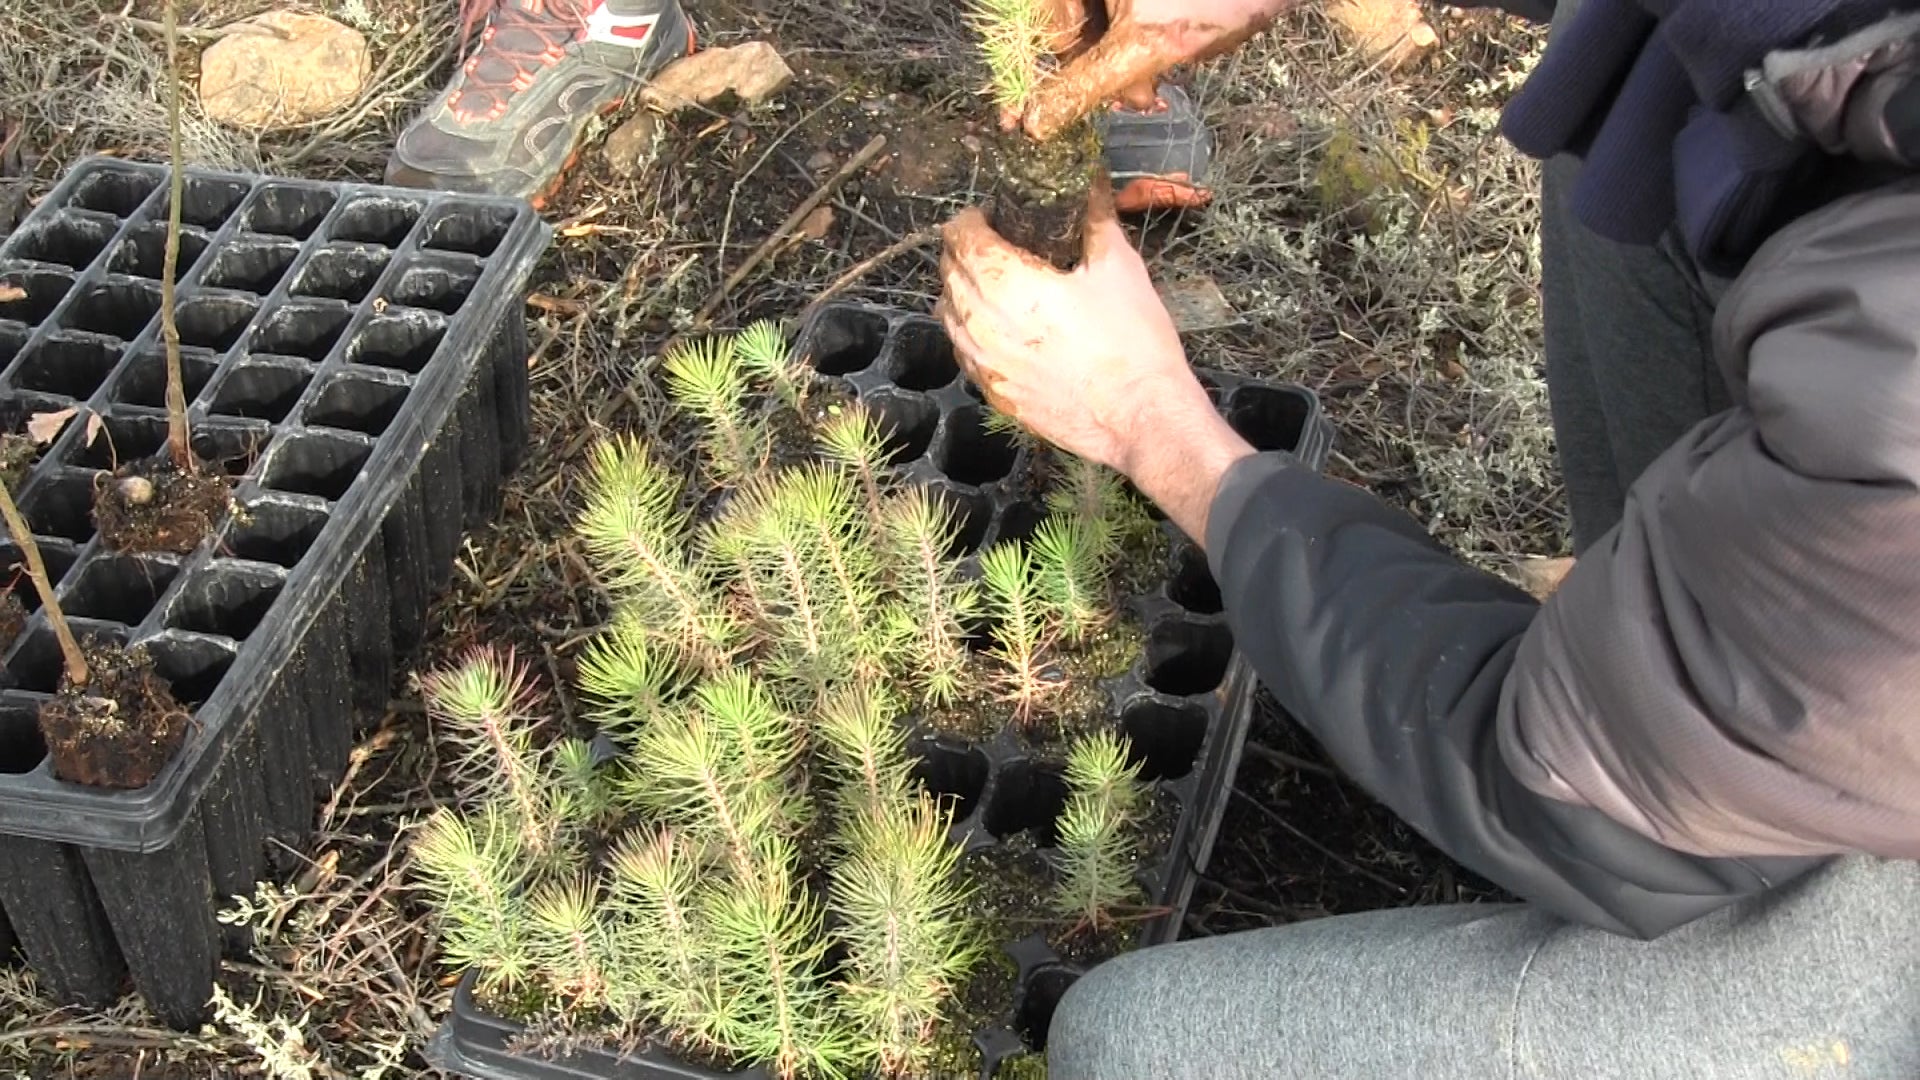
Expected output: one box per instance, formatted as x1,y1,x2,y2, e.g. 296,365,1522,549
38,639,192,789
985,120,1103,273
92,450,233,554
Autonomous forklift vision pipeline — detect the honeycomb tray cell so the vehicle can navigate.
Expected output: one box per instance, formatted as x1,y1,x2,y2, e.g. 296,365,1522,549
428,302,1334,1080
0,157,550,1028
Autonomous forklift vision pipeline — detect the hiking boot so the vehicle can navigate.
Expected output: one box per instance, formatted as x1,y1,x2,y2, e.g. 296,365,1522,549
385,0,694,205
1094,83,1215,214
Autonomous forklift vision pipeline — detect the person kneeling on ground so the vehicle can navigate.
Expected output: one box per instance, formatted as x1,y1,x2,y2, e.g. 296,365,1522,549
937,0,1920,1075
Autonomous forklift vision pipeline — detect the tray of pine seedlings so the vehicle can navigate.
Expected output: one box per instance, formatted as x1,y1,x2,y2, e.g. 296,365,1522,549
419,302,1332,1080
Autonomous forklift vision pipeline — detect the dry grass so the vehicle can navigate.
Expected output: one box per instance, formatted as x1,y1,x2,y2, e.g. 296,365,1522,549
0,0,1564,1074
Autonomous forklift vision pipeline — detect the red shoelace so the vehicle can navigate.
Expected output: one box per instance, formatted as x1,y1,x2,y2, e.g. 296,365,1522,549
448,0,590,123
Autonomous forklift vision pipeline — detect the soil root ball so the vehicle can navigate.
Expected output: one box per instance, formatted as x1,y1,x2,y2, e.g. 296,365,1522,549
39,641,192,789
93,452,232,554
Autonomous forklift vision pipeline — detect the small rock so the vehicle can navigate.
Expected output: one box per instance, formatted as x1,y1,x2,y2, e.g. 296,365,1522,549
117,476,154,506
796,206,835,242
640,41,794,113
960,134,984,155
1158,276,1242,334
1512,556,1576,600
602,112,662,178
805,149,837,175
198,11,370,129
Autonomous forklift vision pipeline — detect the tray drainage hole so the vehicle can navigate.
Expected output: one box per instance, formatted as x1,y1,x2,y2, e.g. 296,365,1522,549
982,759,1069,846
934,404,1019,486
15,335,121,399
251,302,350,361
305,374,407,436
22,473,98,542
1143,619,1234,697
420,203,515,256
223,500,326,567
238,183,338,239
1120,699,1208,781
211,364,312,423
163,177,252,230
68,413,165,470
145,633,236,706
291,246,391,302
1225,385,1312,453
200,239,300,294
114,346,218,408
884,320,959,390
0,270,75,326
908,740,990,823
0,541,79,613
176,294,261,352
1167,544,1222,614
865,390,938,463
7,623,125,693
11,213,117,269
62,556,180,625
1014,964,1080,1050
804,306,887,375
169,569,284,640
263,433,371,501
932,483,992,558
109,222,210,279
0,701,47,774
66,280,160,340
385,259,479,314
330,196,423,245
68,167,160,216
347,311,445,373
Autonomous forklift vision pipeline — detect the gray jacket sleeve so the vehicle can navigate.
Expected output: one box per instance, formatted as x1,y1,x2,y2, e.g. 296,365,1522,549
1205,178,1920,940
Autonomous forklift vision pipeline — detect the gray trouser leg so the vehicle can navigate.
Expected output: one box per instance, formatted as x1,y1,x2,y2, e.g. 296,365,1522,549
1046,857,1920,1079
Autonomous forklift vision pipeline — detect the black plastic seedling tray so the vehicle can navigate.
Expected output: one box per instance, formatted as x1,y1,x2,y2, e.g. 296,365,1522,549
0,157,550,1026
427,301,1332,1080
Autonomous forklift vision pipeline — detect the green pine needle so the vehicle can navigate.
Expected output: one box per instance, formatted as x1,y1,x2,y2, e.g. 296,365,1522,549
877,488,980,708
1030,514,1110,645
965,0,1052,112
736,320,809,411
410,805,537,995
663,335,771,484
817,404,893,520
527,873,614,1012
1051,731,1148,929
978,541,1058,725
816,682,914,827
605,827,743,1045
575,611,691,739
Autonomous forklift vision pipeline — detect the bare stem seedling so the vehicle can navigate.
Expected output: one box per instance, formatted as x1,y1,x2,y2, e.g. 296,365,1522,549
161,0,192,471
0,485,85,687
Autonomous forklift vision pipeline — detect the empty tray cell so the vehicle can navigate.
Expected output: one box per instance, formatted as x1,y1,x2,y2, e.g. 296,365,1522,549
6,621,124,693
166,562,285,640
304,371,408,436
1014,964,1079,1049
418,202,514,256
0,699,46,775
249,301,350,361
0,324,24,368
261,430,372,501
908,738,990,823
329,195,423,246
804,305,887,375
345,308,444,373
221,497,326,568
65,410,164,470
992,498,1046,549
160,177,252,230
383,255,480,314
0,540,79,613
107,221,210,280
930,481,992,557
112,344,218,408
175,294,261,352
65,279,160,341
0,269,75,326
1225,385,1312,453
199,236,301,294
209,361,312,422
143,630,237,706
934,404,1019,486
237,183,336,239
12,334,121,399
982,759,1069,846
864,389,938,463
290,244,391,302
1142,616,1234,697
67,167,161,216
1119,697,1207,781
883,319,960,391
60,554,181,626
8,211,117,269
194,422,270,478
1166,543,1223,614
21,470,97,542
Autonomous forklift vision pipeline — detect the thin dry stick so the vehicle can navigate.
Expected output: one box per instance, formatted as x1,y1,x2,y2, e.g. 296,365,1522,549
0,486,87,687
160,0,192,471
804,226,940,312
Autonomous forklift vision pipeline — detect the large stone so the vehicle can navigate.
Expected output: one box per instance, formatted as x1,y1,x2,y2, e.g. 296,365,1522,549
640,41,794,113
198,11,370,129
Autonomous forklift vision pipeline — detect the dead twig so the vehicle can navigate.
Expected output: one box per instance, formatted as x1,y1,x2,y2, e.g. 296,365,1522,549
1231,788,1410,896
804,226,940,312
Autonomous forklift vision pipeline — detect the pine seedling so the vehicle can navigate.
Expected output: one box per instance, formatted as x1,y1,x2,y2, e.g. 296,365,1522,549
877,488,981,708
703,839,859,1080
772,464,894,679
966,0,1053,113
816,403,893,521
1030,515,1109,645
549,737,615,830
816,682,914,828
526,873,615,1014
1051,731,1148,931
577,436,741,667
574,610,690,742
736,319,810,412
1044,455,1131,565
829,793,986,1078
410,804,537,996
978,541,1059,725
604,827,741,1047
663,335,770,485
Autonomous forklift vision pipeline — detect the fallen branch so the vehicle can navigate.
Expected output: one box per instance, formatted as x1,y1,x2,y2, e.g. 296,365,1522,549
804,226,940,313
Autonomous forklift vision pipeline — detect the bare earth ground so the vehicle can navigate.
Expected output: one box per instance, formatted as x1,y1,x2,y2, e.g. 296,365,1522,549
0,0,1557,1074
